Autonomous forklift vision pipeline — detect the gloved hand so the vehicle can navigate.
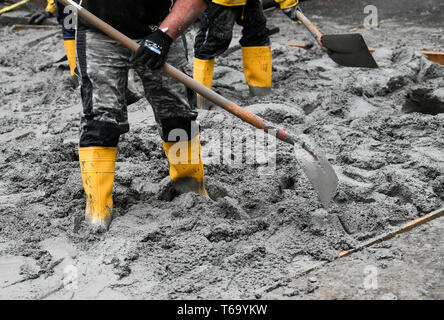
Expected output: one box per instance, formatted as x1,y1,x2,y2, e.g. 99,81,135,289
282,5,302,22
28,11,53,25
130,29,173,70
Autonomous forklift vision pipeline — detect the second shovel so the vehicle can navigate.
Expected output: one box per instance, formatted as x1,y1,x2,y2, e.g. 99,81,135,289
296,10,378,68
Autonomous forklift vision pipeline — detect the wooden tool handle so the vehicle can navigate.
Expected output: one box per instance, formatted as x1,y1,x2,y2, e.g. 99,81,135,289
0,0,30,15
340,207,444,257
296,10,323,45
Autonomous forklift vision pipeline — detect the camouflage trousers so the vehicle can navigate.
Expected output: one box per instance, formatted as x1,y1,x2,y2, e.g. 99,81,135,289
194,0,270,60
76,29,198,147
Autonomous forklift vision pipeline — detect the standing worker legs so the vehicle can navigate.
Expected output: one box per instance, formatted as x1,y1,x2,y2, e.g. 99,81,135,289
193,1,272,100
76,30,208,230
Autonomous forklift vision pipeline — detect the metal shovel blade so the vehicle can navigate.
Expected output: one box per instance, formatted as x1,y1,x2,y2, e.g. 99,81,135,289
321,34,379,68
294,141,338,209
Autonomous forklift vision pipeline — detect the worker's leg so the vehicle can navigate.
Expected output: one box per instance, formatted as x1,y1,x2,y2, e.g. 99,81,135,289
193,4,237,108
55,1,77,76
238,0,272,96
76,29,131,229
135,38,208,197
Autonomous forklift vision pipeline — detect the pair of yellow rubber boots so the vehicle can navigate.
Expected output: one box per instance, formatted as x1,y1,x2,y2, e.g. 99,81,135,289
79,136,207,230
193,46,272,108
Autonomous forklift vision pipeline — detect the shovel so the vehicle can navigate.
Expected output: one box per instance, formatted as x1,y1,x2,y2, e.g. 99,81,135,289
296,10,378,68
58,0,339,209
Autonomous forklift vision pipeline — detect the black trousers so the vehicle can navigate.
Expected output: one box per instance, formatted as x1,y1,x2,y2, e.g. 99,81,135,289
194,0,270,60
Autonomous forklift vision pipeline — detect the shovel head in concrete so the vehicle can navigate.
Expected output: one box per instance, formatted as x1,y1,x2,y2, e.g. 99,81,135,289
294,141,338,209
321,34,378,68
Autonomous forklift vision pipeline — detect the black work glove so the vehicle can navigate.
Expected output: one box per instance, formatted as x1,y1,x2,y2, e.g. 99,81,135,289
130,29,173,70
28,11,53,25
282,5,302,22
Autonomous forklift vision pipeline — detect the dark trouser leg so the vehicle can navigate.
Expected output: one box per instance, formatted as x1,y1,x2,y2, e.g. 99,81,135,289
77,30,130,147
193,4,237,109
238,0,270,47
194,4,237,60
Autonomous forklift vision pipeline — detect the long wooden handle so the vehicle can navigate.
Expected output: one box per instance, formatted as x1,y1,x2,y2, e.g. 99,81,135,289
58,0,295,144
340,207,444,257
296,10,323,46
0,0,30,15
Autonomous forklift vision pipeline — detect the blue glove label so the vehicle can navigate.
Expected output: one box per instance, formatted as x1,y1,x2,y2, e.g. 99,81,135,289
145,40,161,55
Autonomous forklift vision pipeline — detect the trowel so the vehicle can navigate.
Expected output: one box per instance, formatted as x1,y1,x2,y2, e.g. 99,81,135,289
57,0,339,209
296,10,379,68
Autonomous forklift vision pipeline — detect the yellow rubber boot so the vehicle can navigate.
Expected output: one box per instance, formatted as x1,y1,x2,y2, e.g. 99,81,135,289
193,57,215,109
79,147,117,230
242,46,272,96
64,40,77,77
45,0,57,14
162,135,209,197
